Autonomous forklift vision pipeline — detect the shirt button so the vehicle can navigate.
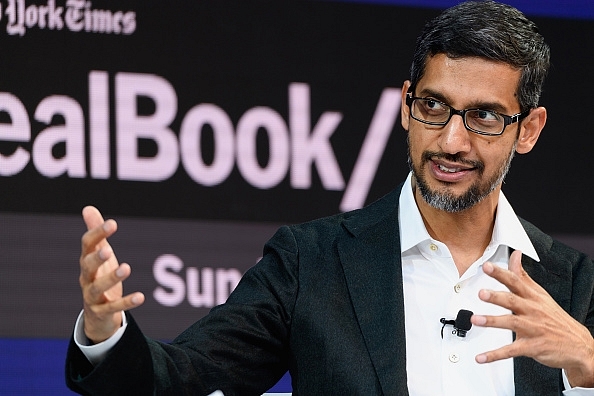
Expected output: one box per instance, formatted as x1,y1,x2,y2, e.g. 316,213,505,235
449,353,460,363
429,243,438,251
454,283,462,293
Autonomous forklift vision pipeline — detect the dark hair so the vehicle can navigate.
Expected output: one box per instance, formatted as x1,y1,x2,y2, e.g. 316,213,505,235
410,0,550,111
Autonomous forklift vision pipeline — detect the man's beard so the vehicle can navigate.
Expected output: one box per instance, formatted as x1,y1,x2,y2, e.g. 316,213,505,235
407,137,517,213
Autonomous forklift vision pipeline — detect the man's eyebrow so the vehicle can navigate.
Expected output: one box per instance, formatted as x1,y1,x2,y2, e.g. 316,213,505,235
416,88,450,104
417,88,511,114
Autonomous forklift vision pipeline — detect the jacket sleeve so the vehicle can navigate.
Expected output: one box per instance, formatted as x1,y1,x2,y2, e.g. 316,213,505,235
66,225,300,396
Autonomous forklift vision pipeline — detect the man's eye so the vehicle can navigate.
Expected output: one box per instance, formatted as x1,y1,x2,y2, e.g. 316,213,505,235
474,110,498,121
424,99,446,111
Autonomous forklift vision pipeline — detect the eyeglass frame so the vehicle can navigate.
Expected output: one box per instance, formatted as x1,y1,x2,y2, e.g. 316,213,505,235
405,91,531,136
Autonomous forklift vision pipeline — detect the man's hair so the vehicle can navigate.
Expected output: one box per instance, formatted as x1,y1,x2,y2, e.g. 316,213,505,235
410,0,550,111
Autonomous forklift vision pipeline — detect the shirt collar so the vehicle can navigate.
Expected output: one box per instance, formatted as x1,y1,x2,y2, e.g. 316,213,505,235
398,172,539,262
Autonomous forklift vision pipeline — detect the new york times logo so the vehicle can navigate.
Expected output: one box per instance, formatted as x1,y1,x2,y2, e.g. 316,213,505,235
0,0,136,36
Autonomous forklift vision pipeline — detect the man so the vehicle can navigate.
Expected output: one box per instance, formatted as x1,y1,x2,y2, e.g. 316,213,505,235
66,1,594,395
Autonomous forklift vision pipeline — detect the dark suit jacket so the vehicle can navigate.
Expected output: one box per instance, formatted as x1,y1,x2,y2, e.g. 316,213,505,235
66,183,594,395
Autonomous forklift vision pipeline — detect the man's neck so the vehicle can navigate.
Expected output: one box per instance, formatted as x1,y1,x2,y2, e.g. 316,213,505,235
413,186,499,276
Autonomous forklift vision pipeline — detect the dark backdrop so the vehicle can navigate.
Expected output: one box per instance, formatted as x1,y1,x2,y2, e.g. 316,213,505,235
1,0,593,393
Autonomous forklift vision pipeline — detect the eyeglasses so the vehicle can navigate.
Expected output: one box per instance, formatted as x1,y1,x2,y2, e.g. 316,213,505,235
405,92,530,136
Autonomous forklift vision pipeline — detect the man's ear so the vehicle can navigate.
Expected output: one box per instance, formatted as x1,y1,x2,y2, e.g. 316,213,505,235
516,106,546,154
401,80,412,131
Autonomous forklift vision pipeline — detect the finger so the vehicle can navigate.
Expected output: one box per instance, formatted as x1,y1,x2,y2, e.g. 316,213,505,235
471,312,537,335
82,205,105,230
80,245,115,284
508,250,524,275
482,260,527,296
87,291,145,316
81,218,117,254
475,342,522,364
477,288,528,313
84,263,130,302
508,250,543,292
81,206,117,253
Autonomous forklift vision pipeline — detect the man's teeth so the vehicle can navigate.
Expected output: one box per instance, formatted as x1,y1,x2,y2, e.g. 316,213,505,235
438,164,461,173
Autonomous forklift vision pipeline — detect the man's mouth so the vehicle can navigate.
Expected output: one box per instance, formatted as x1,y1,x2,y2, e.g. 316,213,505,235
433,158,476,173
418,151,484,182
429,157,481,183
437,163,466,173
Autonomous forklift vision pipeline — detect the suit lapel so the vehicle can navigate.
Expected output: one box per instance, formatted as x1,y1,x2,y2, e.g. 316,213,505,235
513,244,564,395
338,187,409,395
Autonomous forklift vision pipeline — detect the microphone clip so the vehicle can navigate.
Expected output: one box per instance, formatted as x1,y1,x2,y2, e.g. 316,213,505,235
440,309,473,339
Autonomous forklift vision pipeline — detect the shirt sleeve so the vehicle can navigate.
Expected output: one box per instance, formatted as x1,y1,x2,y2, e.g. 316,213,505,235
73,309,128,366
563,369,594,395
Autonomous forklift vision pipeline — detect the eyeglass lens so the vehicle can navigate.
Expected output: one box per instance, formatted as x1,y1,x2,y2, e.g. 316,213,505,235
412,98,504,134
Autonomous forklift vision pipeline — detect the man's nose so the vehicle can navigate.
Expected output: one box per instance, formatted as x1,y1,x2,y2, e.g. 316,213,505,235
438,114,472,154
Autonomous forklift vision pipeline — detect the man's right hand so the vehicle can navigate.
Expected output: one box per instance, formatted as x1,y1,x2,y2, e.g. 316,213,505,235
79,206,145,344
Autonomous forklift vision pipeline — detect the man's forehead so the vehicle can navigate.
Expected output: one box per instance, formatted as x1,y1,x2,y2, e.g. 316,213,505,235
417,54,522,111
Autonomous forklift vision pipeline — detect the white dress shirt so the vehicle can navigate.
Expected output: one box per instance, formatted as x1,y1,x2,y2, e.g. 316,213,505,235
399,172,591,395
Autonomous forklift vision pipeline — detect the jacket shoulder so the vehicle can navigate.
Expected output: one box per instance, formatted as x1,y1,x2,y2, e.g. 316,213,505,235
289,183,403,239
519,217,590,265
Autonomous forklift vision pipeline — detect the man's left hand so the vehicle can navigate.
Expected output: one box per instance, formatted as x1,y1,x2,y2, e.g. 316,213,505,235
473,250,594,388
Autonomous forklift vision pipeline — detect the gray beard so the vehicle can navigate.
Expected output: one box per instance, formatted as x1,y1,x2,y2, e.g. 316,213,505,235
407,139,517,213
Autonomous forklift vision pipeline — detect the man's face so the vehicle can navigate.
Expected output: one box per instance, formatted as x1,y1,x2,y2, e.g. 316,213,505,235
402,54,523,212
